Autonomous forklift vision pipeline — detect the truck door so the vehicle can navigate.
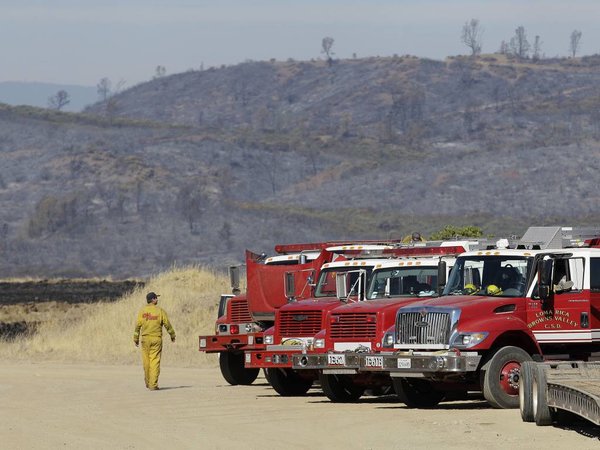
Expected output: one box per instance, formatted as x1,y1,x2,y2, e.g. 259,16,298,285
528,255,591,345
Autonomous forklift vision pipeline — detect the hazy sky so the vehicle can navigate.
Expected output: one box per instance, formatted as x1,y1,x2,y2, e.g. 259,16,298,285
2,0,599,87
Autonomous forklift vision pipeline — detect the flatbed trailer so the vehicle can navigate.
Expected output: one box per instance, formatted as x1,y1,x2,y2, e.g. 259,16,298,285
519,360,600,426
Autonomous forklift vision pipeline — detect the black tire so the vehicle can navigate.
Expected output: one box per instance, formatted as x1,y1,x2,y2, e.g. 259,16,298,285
219,351,259,386
262,368,272,384
533,364,554,426
267,368,313,396
519,360,535,422
319,373,365,403
481,346,532,409
392,378,444,408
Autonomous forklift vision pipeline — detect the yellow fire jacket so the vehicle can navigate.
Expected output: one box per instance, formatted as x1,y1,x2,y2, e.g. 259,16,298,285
133,304,176,343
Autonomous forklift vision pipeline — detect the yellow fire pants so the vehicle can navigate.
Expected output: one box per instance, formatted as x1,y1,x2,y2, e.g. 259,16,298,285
141,336,163,389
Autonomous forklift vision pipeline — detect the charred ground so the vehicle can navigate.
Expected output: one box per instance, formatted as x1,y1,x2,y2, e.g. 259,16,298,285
1,54,600,278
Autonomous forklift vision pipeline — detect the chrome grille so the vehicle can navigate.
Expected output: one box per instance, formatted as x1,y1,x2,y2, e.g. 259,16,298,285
279,310,322,336
229,298,252,323
330,313,377,339
397,311,450,346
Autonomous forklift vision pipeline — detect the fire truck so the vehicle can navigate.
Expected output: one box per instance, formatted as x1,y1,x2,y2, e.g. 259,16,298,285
199,240,405,385
244,246,406,396
291,242,481,402
356,226,600,409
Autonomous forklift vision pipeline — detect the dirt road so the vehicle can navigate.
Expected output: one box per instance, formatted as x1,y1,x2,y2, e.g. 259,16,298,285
1,362,598,449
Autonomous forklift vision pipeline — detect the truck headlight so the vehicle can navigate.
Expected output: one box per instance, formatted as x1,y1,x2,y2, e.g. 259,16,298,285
452,332,488,349
382,332,394,348
265,335,274,345
314,338,325,349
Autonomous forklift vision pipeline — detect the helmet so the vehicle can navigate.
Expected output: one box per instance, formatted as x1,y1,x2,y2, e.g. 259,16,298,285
486,284,502,296
464,283,478,295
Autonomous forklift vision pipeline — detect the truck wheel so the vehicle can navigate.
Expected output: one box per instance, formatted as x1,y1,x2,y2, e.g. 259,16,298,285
519,360,535,422
533,364,554,426
267,368,313,396
392,378,444,408
319,373,364,403
482,346,532,409
219,351,259,385
262,368,272,384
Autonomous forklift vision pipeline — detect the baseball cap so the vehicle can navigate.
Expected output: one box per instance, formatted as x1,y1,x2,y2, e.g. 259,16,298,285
146,292,160,302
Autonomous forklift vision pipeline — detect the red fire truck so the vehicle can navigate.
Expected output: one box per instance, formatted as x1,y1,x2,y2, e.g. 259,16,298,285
245,242,479,396
357,226,600,409
244,250,395,395
291,242,481,402
199,240,404,385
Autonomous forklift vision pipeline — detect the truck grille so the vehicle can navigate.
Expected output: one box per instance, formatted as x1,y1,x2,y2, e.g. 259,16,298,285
229,298,252,323
279,310,322,336
330,313,377,339
397,311,450,346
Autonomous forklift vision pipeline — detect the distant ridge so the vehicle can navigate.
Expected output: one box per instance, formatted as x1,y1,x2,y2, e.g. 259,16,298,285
0,81,97,112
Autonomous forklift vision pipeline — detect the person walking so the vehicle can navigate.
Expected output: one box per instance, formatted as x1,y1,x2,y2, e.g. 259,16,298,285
133,292,176,390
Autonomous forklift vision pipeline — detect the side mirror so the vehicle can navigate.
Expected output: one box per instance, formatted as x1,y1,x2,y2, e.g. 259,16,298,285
537,259,553,303
285,272,296,302
229,266,240,294
384,278,391,297
336,273,349,301
218,294,233,319
437,260,447,295
307,270,316,287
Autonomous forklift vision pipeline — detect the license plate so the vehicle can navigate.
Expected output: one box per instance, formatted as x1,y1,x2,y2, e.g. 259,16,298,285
397,358,411,369
364,356,383,368
328,354,346,365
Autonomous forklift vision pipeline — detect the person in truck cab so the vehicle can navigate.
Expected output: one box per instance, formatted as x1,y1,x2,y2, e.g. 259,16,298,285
495,266,523,292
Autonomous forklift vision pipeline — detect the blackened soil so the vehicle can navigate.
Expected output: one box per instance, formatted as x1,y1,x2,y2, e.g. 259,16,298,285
0,280,144,305
0,321,36,339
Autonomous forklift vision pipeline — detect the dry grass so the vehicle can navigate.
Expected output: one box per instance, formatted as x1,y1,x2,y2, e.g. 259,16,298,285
0,265,231,368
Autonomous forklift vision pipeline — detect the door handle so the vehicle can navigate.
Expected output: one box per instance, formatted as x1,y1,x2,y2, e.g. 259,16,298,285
580,312,589,328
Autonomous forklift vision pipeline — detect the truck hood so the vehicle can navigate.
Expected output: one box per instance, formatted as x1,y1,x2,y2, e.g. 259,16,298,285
398,295,524,332
277,297,340,312
330,297,429,314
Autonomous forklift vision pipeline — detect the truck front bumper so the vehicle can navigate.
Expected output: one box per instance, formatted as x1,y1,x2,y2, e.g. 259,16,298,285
292,352,363,373
198,332,264,353
358,350,482,376
244,345,304,369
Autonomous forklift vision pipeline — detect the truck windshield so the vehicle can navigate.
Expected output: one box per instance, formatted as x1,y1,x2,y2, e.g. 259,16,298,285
443,255,532,298
314,267,373,298
367,267,438,299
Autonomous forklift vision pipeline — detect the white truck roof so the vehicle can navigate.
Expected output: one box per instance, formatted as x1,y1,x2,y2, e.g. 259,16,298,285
265,252,321,264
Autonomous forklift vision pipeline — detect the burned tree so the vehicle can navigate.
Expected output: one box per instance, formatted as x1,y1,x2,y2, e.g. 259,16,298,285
48,90,70,110
461,19,484,56
569,30,582,58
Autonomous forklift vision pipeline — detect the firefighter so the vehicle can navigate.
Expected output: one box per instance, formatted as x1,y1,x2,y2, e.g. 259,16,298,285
133,292,176,390
402,232,426,243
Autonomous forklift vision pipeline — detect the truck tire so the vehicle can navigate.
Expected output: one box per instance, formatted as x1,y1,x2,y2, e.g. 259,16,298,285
519,360,535,422
319,373,364,403
482,346,532,409
533,364,554,426
267,368,313,396
392,378,444,408
219,351,259,385
262,368,272,385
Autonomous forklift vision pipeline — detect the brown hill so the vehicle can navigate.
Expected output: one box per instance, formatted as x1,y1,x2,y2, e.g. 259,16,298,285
2,54,600,277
